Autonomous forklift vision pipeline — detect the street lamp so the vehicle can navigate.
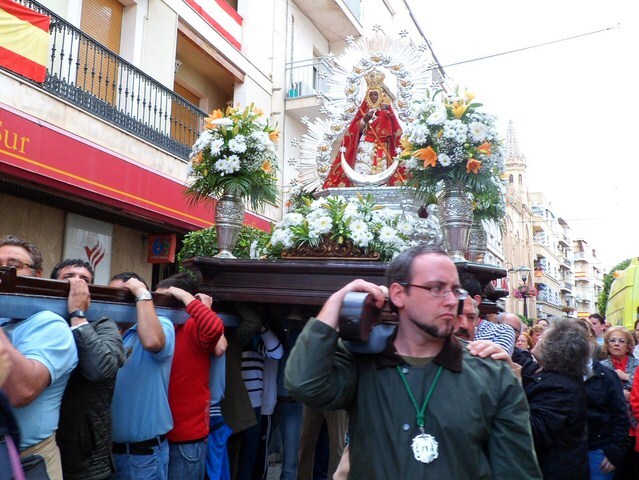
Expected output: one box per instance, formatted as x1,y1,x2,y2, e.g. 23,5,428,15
508,265,532,318
517,266,532,318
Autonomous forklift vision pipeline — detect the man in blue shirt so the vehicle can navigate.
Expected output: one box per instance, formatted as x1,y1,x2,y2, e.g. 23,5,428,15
108,272,175,480
0,235,78,480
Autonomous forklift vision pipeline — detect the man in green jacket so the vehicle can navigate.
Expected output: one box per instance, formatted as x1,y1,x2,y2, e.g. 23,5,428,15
285,245,541,479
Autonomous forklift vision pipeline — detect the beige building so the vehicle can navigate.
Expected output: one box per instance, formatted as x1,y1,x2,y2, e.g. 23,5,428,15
1,0,442,283
498,122,601,322
573,238,604,318
529,192,577,320
499,122,535,317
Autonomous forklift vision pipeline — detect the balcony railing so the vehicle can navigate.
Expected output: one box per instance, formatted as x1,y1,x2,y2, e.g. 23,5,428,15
6,0,206,160
285,58,331,99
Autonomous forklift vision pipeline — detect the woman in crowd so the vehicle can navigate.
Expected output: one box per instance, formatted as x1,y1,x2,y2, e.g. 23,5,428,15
580,321,628,480
516,331,533,351
512,317,590,480
601,326,639,479
529,325,545,348
628,370,639,478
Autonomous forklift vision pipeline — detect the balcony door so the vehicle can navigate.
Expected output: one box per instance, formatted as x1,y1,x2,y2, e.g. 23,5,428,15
78,0,123,105
172,83,201,147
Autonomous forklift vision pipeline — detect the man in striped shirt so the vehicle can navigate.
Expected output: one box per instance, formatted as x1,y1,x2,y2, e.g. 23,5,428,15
457,272,515,354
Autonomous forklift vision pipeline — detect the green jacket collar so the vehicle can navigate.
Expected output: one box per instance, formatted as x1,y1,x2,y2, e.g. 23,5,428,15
375,330,463,373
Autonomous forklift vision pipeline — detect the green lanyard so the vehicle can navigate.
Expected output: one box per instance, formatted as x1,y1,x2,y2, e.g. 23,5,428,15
396,365,444,430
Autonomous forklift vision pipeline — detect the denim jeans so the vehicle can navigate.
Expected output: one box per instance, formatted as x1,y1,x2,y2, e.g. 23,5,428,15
168,440,207,480
235,407,261,480
588,449,615,480
111,440,169,480
273,401,303,480
206,416,232,480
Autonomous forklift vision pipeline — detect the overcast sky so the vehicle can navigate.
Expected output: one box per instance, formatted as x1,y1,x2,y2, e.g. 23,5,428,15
408,0,638,269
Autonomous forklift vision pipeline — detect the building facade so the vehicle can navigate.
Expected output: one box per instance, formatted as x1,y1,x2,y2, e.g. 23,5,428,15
573,238,604,318
499,122,535,317
1,0,441,283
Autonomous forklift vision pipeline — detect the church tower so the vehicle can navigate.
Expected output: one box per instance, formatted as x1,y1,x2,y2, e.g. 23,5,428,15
501,121,536,319
504,120,528,197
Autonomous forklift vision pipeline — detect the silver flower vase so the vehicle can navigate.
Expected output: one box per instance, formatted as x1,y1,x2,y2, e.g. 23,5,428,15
438,184,473,262
214,193,245,259
466,219,488,263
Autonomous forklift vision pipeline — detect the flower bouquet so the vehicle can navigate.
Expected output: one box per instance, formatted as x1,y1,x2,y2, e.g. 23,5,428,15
186,104,279,211
397,88,505,212
513,285,538,299
268,194,414,262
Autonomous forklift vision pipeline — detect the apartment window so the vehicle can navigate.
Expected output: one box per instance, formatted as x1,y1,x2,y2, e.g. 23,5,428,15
79,0,124,105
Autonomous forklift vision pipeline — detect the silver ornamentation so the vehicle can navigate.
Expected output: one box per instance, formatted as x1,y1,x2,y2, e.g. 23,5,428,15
411,433,439,464
438,185,473,262
467,219,488,263
214,193,245,259
295,32,437,192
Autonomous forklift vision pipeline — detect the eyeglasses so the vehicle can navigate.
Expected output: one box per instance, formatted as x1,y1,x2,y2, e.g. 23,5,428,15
0,259,32,270
608,338,627,344
400,283,468,300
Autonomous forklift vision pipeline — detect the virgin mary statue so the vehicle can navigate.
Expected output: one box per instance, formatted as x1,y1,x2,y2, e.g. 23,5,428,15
322,70,405,188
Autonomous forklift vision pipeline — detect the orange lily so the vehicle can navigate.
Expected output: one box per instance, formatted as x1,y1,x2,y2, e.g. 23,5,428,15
204,109,224,130
269,130,280,142
477,142,492,155
400,136,414,154
466,158,482,174
261,160,273,174
413,147,438,168
192,151,203,165
451,102,468,119
252,106,264,116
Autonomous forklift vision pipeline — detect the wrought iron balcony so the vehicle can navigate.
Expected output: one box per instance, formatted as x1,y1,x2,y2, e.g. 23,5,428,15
6,0,206,160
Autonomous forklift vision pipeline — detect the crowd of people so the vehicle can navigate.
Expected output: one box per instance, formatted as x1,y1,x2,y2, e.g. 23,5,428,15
2,236,639,479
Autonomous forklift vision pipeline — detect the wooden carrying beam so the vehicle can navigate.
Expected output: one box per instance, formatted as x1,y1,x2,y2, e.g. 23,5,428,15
0,266,190,324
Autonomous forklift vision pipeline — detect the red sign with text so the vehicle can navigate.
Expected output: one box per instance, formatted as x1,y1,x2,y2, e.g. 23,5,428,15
0,104,270,232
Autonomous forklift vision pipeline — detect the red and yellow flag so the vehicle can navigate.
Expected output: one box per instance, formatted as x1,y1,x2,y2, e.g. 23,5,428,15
0,0,50,82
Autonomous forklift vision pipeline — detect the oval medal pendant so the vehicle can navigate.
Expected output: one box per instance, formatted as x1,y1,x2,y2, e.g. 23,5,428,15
411,433,438,463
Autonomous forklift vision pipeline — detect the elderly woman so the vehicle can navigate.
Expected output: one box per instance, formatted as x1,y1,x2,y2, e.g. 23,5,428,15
601,326,639,479
516,331,533,351
513,317,590,480
580,321,629,480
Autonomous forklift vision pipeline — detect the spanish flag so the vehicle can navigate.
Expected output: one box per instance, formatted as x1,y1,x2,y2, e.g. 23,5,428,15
0,0,50,82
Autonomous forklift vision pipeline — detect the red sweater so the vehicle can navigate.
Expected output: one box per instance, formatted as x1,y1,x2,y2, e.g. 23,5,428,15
167,299,224,441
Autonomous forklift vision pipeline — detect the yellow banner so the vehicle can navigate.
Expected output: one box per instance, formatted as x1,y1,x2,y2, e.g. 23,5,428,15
0,5,49,66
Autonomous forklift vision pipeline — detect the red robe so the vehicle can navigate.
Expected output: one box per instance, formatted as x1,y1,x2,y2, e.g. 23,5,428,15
323,100,405,188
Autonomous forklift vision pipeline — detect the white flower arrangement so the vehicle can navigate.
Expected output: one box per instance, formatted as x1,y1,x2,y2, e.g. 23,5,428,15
268,194,417,261
399,88,504,199
186,104,279,211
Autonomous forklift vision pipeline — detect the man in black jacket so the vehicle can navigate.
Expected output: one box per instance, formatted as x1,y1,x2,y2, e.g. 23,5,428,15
52,259,125,480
